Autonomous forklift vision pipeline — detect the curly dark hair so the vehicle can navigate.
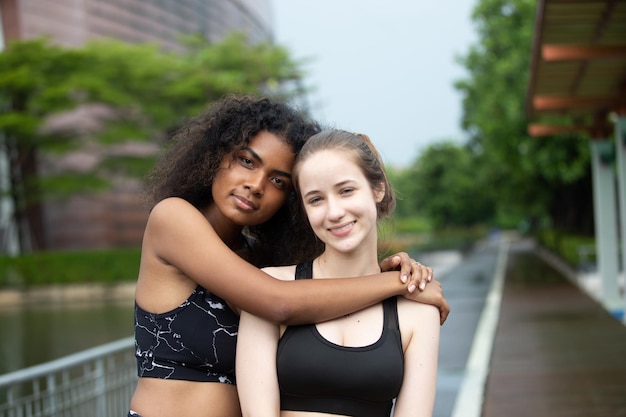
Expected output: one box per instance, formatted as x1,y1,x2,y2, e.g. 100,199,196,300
144,94,323,267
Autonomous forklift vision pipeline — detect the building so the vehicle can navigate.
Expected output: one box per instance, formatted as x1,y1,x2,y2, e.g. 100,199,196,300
0,0,274,251
0,0,272,49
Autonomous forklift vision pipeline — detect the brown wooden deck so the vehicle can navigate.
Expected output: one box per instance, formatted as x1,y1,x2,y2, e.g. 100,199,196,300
482,248,626,417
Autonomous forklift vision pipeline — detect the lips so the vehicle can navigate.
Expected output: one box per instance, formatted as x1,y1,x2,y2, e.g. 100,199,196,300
328,221,355,236
233,194,258,211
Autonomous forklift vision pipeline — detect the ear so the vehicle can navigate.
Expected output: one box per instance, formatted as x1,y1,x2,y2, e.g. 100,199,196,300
374,182,385,203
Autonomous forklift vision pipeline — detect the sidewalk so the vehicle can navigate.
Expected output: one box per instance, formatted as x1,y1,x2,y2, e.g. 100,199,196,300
430,238,503,417
482,239,626,416
429,234,626,417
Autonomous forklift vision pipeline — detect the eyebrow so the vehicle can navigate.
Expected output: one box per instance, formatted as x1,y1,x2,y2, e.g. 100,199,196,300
245,147,292,179
303,180,353,199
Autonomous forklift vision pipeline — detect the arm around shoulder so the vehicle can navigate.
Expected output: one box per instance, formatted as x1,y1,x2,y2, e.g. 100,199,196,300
144,198,412,324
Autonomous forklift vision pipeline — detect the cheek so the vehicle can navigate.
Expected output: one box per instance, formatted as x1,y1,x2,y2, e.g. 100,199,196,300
365,201,380,222
261,190,289,216
212,164,233,190
304,206,324,229
211,172,225,197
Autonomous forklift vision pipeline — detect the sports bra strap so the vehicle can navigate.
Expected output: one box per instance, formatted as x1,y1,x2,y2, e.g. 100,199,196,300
295,261,400,334
295,261,313,280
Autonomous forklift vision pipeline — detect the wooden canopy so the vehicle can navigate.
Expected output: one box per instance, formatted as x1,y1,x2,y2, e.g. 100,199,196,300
526,0,626,137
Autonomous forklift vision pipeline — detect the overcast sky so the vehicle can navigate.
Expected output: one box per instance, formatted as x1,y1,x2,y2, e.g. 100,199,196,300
271,0,478,168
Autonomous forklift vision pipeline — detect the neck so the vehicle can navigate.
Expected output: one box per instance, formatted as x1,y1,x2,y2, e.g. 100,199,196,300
203,205,244,250
315,245,380,279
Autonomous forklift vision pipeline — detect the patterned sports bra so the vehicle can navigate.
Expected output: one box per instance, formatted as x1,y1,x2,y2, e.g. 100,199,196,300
134,285,239,384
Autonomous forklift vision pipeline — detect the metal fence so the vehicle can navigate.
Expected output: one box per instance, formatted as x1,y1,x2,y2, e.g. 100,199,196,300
0,336,136,417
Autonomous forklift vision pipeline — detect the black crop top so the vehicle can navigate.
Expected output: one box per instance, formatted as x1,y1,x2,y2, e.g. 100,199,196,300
134,285,239,384
276,262,404,417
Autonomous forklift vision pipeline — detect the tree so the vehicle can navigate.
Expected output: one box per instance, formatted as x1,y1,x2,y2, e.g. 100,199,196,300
0,35,309,253
454,0,593,233
399,142,496,229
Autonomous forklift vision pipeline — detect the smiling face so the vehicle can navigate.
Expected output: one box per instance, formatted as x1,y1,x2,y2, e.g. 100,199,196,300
210,130,296,231
297,149,384,255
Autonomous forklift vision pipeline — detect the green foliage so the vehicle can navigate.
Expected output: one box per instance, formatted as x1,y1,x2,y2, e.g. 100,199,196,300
362,0,593,237
393,141,496,229
0,248,141,287
378,214,487,261
453,0,593,235
98,155,158,179
38,173,109,201
387,166,418,219
0,34,311,251
535,229,596,269
390,217,433,234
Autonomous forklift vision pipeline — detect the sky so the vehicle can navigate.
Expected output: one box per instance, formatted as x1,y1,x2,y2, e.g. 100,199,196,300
271,0,478,168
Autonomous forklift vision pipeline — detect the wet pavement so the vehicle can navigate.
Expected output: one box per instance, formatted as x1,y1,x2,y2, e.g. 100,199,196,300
423,238,500,417
423,233,626,417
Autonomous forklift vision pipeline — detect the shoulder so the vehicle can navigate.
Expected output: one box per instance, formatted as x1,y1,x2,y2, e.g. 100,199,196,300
261,265,297,281
144,197,220,251
396,297,440,326
148,198,204,229
396,297,440,351
151,197,196,217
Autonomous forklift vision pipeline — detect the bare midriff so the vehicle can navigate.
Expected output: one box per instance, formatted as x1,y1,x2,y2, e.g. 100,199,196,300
130,378,241,417
282,411,345,417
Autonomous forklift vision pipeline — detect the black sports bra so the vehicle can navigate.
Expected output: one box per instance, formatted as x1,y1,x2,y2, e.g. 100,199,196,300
134,286,239,384
276,262,404,417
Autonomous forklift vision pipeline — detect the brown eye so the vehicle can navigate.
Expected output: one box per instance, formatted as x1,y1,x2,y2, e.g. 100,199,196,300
239,156,254,168
270,177,288,190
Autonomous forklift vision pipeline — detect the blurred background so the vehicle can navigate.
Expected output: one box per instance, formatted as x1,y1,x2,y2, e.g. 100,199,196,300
0,1,624,412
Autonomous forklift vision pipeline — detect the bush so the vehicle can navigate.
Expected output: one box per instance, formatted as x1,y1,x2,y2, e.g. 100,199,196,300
377,217,488,259
535,230,596,269
0,248,141,288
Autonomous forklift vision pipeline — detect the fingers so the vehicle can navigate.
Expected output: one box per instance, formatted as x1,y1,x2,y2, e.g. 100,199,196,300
379,252,408,282
409,261,433,291
380,252,434,293
429,279,449,325
439,298,451,325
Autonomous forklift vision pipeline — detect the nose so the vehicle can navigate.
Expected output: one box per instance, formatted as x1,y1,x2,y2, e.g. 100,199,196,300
244,171,265,196
326,195,345,222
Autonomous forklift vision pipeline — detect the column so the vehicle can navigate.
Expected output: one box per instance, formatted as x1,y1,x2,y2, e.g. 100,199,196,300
590,139,621,315
614,115,626,322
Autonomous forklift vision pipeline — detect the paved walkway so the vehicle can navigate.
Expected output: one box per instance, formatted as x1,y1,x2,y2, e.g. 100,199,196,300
426,233,626,417
483,241,626,417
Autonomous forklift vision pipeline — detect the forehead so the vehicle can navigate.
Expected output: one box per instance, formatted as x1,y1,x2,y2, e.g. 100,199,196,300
298,150,364,187
248,131,296,171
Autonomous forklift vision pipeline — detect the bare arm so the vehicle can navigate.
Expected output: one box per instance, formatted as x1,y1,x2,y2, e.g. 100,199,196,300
236,310,281,417
393,301,441,417
142,198,415,324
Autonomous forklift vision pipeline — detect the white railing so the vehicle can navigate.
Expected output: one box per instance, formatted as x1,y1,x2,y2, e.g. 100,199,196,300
0,336,136,417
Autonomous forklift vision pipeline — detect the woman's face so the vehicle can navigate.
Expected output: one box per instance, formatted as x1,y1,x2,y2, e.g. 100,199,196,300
297,150,383,254
211,131,296,227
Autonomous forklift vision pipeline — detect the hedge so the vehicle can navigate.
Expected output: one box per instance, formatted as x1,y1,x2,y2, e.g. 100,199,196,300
0,248,141,288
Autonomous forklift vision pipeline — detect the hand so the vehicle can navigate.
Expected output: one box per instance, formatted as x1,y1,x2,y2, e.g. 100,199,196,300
403,278,450,325
379,252,433,293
